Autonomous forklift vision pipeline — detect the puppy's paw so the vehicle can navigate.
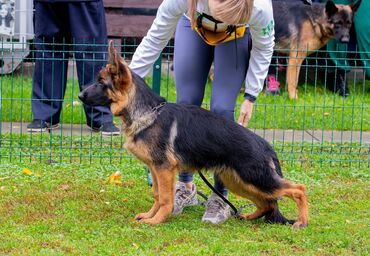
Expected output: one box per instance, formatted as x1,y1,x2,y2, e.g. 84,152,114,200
292,221,307,229
138,217,163,225
238,213,254,220
135,212,152,221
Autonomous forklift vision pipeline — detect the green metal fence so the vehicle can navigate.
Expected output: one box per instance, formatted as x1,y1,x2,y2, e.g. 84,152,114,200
0,40,369,167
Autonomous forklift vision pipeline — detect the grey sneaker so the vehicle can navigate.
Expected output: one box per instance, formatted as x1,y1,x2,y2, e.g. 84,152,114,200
172,182,199,215
202,193,232,224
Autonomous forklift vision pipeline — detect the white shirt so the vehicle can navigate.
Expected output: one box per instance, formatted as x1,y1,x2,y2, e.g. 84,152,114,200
129,0,275,98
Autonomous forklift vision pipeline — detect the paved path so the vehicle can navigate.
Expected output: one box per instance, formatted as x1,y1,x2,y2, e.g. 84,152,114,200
1,122,369,144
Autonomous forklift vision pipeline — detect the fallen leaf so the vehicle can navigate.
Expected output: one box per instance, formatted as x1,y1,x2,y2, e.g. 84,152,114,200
22,168,33,175
324,112,330,116
35,173,42,177
108,171,123,185
0,186,6,191
122,198,128,203
105,201,110,205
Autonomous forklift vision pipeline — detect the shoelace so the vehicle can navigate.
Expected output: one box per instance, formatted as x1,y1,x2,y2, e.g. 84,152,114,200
176,186,194,204
206,197,228,214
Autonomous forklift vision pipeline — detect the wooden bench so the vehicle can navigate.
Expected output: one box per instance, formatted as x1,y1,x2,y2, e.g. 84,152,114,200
104,0,162,38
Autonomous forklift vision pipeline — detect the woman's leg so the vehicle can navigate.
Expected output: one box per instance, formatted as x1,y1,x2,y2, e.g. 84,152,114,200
211,30,252,196
174,16,214,185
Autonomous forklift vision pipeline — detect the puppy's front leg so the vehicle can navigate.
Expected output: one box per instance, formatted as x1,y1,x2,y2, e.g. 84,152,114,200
139,167,176,225
135,165,160,221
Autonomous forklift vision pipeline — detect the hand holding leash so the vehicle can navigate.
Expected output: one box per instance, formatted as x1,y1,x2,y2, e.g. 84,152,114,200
237,99,254,127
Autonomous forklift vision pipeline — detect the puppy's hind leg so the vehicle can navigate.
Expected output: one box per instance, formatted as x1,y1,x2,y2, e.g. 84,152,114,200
263,201,295,225
240,199,294,225
275,181,309,228
239,200,272,220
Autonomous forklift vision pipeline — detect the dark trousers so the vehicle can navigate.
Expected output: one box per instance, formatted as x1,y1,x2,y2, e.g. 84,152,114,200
174,16,252,196
32,0,112,127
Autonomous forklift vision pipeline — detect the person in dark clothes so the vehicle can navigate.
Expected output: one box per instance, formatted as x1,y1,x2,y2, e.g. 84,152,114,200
28,0,119,135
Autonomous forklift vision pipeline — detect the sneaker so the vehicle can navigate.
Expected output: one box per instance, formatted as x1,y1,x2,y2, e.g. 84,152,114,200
27,119,59,132
202,193,231,224
172,182,199,215
91,122,120,136
265,75,281,96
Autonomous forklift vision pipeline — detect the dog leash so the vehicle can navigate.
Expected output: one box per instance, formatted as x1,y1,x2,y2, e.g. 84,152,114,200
198,170,254,218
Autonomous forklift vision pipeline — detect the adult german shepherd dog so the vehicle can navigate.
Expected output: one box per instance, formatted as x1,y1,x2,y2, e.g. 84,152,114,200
273,0,362,99
78,42,309,228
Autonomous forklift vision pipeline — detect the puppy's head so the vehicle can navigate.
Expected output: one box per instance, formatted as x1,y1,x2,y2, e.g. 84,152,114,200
325,0,361,43
79,41,133,116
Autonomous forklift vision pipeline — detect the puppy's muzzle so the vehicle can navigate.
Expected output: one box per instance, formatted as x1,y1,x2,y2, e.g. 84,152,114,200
78,91,87,103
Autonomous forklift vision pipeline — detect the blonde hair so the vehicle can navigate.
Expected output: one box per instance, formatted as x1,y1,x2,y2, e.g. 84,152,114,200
188,0,254,27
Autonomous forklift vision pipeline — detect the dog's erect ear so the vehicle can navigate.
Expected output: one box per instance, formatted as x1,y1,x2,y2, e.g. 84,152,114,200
350,0,362,13
107,40,132,90
325,1,338,18
108,41,124,74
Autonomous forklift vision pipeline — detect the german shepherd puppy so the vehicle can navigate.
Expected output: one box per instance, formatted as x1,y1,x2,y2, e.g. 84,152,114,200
273,0,362,99
79,42,308,228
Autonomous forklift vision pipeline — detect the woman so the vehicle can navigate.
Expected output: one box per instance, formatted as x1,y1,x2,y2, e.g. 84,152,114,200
129,0,274,224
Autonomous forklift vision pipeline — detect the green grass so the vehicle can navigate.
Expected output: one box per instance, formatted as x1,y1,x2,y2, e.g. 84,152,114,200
1,75,369,130
0,152,369,255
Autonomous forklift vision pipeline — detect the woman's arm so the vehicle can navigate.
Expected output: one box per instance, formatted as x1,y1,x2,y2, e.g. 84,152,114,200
129,0,188,77
244,0,275,100
238,0,274,127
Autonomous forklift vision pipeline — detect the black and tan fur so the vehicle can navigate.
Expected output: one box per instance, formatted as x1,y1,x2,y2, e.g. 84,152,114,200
273,0,362,99
79,42,309,228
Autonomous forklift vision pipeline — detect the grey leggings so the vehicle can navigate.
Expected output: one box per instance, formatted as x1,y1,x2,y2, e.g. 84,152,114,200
174,16,251,196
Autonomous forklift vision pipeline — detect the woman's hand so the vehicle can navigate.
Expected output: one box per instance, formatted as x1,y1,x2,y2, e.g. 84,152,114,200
237,99,254,127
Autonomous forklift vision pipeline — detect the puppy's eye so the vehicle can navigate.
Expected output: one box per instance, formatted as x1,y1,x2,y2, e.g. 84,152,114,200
100,83,109,90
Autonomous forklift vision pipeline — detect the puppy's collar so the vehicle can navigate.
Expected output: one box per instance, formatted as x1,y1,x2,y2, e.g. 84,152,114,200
151,101,166,113
123,102,166,137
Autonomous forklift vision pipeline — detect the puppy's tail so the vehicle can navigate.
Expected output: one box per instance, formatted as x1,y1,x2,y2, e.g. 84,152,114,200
264,203,295,225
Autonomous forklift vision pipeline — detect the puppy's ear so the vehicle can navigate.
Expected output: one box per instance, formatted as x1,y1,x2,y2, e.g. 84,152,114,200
108,40,132,91
108,41,124,74
325,1,338,18
350,0,361,13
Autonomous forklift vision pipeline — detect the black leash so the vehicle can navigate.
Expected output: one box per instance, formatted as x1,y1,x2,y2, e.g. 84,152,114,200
198,170,254,218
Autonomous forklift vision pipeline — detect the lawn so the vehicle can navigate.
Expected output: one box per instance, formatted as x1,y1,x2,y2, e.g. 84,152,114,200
0,151,369,255
1,73,369,255
1,74,369,131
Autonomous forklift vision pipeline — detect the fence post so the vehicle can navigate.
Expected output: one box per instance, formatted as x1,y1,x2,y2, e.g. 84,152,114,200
152,55,162,94
145,54,162,186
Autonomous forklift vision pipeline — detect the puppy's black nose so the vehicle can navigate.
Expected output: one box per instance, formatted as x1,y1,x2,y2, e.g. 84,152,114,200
78,91,87,102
